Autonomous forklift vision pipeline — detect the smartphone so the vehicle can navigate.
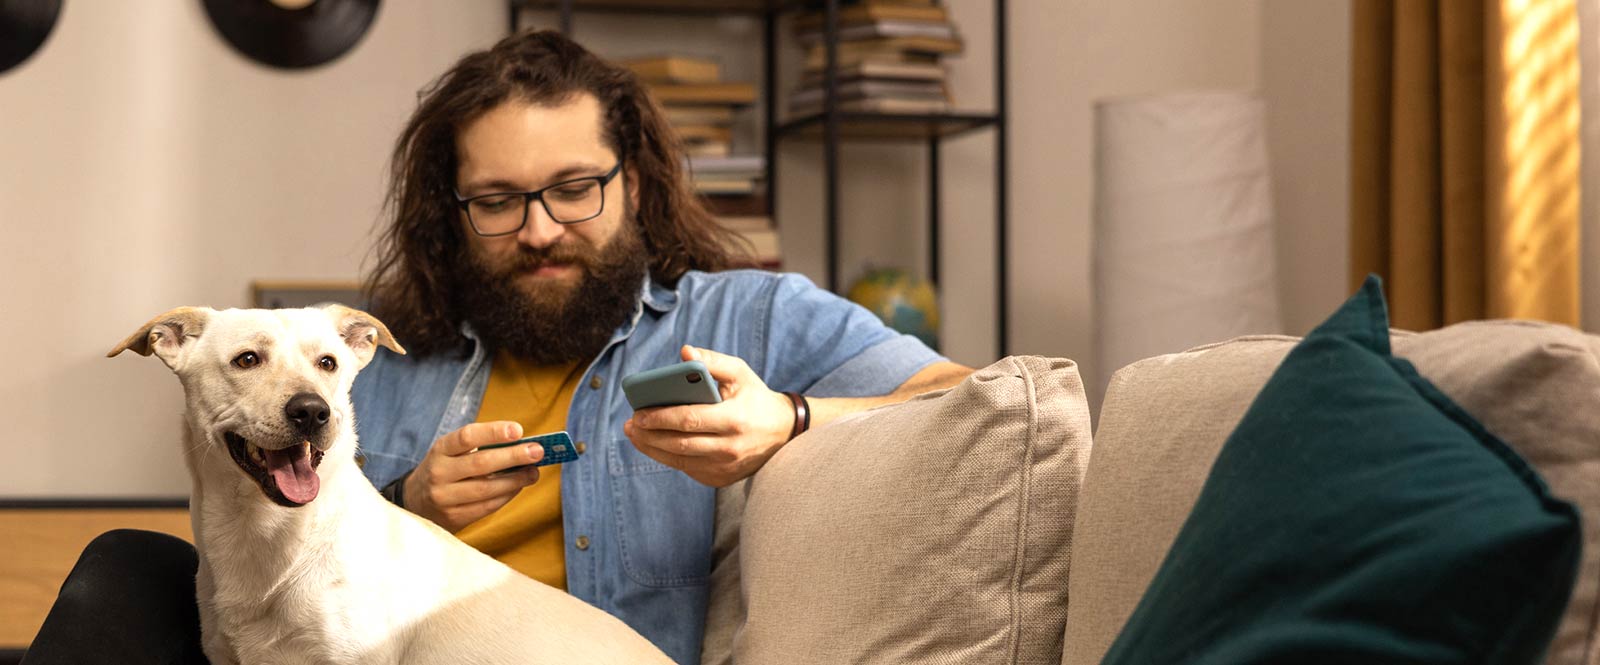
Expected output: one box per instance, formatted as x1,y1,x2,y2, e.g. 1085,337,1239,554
621,360,723,410
477,430,581,473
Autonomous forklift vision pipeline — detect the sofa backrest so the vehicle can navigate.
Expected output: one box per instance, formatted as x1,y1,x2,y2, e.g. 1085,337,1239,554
1064,321,1600,665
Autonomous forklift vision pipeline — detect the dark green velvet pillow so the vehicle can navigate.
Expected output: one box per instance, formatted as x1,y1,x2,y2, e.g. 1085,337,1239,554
1101,276,1582,664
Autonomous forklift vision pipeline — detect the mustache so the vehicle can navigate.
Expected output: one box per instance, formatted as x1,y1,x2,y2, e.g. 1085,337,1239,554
493,243,592,276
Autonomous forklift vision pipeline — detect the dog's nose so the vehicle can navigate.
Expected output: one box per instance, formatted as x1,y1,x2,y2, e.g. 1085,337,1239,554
285,393,331,436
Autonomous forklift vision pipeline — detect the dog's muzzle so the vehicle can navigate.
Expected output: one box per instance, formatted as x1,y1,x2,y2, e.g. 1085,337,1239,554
224,432,326,507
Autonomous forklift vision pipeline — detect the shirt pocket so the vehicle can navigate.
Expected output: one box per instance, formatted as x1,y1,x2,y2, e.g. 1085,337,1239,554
607,437,714,588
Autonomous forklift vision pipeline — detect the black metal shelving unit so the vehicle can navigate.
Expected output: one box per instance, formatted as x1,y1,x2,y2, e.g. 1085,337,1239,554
511,0,1009,358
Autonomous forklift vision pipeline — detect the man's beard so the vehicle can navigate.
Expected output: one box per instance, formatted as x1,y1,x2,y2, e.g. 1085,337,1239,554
449,215,648,365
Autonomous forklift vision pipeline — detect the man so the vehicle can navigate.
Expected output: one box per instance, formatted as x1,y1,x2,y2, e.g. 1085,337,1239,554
351,29,971,663
23,29,970,665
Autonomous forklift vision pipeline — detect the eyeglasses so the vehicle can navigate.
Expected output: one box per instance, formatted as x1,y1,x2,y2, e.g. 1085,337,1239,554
453,161,623,237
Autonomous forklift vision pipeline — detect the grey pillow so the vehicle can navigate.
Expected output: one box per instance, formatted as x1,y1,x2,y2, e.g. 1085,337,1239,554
730,356,1093,665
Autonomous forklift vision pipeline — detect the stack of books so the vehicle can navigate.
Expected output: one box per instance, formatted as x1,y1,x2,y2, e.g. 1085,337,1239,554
718,215,781,269
685,154,766,197
789,0,961,116
621,55,756,159
704,193,779,269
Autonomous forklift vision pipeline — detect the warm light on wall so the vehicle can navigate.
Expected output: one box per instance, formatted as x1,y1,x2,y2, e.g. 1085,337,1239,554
1494,0,1582,324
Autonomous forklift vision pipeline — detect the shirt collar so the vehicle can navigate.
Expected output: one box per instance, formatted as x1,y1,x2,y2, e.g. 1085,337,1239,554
639,272,680,313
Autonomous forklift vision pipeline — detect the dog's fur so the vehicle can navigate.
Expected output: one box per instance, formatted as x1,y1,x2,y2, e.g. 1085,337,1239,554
110,305,671,664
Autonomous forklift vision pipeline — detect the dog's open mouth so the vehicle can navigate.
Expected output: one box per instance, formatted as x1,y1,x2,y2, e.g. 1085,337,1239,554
224,432,325,507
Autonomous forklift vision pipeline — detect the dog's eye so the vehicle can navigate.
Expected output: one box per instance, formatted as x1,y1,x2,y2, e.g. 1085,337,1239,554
232,352,260,369
318,355,337,372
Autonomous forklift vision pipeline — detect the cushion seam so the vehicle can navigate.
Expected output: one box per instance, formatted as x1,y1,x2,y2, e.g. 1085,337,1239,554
1007,356,1037,664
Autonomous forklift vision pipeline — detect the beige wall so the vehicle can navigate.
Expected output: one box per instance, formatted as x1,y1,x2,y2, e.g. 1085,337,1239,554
0,0,505,496
1263,0,1353,335
0,1,1352,496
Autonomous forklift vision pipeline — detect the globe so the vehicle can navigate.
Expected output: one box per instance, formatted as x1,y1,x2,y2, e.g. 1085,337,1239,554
846,268,940,351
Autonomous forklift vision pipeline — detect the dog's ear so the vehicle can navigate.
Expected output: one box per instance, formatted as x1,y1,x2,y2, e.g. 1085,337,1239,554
322,304,406,369
108,307,211,370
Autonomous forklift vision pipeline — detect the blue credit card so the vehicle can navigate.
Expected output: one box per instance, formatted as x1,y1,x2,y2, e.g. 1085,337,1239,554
478,431,581,472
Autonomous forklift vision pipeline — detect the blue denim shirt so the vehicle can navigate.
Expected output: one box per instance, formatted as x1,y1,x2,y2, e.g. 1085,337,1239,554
350,269,942,664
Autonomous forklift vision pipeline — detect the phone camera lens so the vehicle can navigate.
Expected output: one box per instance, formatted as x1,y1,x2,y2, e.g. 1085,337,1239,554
686,373,702,384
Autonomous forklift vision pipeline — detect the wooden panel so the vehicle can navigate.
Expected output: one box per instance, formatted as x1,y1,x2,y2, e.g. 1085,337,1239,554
0,509,192,648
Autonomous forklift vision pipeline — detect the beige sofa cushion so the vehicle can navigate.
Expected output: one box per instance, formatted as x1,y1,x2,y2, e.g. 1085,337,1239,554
1062,322,1600,665
730,356,1092,665
1060,334,1296,665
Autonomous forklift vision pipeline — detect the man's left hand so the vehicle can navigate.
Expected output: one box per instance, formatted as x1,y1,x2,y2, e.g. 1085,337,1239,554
623,345,795,488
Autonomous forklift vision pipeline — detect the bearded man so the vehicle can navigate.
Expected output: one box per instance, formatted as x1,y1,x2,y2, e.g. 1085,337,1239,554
348,29,974,662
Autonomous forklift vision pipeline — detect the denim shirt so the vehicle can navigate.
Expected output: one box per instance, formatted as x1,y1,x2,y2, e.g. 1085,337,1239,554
350,269,943,664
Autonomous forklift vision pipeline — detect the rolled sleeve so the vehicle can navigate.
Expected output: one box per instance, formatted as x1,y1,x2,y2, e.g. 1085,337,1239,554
807,334,942,397
755,272,946,398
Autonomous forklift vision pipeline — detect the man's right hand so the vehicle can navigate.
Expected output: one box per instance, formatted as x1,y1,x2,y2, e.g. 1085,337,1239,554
401,421,544,533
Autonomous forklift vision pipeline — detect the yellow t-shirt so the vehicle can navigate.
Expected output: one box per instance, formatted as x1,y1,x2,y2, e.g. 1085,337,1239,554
454,350,585,590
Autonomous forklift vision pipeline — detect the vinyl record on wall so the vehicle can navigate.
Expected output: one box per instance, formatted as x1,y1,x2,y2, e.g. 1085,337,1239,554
0,0,63,75
202,0,379,70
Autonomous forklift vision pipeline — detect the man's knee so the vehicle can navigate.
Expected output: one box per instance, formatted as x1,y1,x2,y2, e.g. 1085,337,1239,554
57,529,197,606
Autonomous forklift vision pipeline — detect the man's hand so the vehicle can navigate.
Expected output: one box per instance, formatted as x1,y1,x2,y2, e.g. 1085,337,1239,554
402,421,543,533
624,346,794,488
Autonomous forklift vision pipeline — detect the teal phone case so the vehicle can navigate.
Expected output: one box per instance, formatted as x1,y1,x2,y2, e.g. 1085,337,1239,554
621,360,723,410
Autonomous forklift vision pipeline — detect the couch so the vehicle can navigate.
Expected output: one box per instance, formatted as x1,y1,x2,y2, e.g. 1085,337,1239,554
700,283,1599,664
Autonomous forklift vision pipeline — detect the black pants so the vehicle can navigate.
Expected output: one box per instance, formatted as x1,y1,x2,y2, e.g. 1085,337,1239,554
21,529,208,665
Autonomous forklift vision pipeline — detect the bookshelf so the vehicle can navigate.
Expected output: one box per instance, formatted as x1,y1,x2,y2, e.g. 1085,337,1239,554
510,0,1010,358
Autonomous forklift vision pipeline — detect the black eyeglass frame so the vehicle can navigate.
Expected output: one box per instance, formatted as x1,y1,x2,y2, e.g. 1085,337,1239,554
453,160,624,237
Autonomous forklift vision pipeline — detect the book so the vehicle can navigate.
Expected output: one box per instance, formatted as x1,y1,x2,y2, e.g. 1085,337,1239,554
649,82,757,105
688,154,766,174
796,20,958,45
673,125,733,144
683,141,731,158
804,50,940,70
804,37,961,69
694,179,760,195
800,60,946,86
788,96,950,116
717,215,781,266
664,104,736,126
701,193,768,217
802,0,937,8
620,55,721,85
792,4,949,32
788,79,949,108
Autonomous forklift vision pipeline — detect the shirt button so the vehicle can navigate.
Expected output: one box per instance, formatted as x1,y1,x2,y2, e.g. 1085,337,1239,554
589,375,603,390
575,535,591,550
575,441,587,454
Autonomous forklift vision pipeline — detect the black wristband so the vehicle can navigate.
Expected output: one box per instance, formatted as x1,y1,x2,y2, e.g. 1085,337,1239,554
379,469,411,508
784,391,811,441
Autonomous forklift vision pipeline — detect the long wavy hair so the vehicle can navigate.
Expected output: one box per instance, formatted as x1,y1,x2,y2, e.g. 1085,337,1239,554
365,29,751,357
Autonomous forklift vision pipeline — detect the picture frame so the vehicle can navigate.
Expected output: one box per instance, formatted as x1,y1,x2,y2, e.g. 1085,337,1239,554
250,280,366,310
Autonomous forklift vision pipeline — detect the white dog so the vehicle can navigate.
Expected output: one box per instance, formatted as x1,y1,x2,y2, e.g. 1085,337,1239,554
110,305,671,664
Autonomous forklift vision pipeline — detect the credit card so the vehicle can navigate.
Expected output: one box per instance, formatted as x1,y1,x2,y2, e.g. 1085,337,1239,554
478,430,581,473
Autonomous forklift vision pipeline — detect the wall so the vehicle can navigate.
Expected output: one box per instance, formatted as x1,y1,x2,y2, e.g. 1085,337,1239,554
0,0,505,496
1262,1,1353,335
1,1,1351,496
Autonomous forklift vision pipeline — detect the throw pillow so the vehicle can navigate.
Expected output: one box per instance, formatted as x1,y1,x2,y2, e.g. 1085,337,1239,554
1100,276,1581,664
734,356,1092,665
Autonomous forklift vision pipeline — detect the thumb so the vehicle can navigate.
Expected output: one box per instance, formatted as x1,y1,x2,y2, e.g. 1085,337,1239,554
682,345,754,386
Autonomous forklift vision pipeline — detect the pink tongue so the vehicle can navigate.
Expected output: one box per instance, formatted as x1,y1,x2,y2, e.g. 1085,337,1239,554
263,446,319,505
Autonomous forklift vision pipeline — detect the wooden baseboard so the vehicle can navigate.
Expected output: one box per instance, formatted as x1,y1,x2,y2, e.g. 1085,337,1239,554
0,500,192,650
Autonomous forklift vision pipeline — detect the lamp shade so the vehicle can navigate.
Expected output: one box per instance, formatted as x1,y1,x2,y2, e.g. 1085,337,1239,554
1092,91,1283,394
